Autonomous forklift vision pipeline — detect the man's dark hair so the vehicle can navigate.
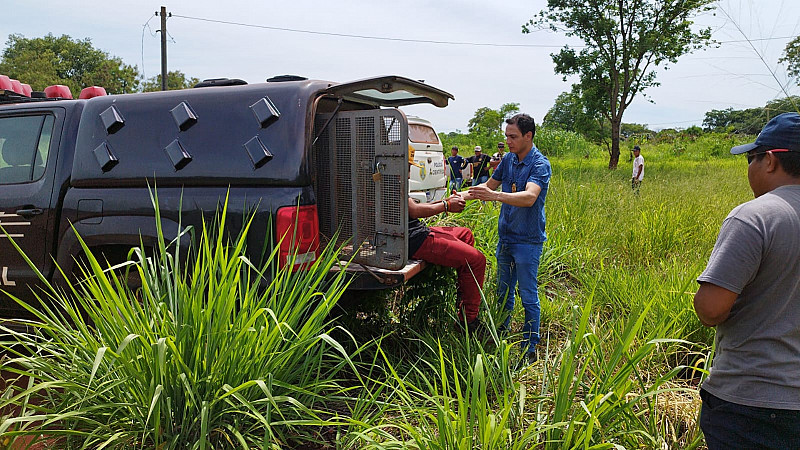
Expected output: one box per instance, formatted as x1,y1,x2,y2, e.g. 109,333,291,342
752,150,800,177
506,114,536,138
775,151,800,177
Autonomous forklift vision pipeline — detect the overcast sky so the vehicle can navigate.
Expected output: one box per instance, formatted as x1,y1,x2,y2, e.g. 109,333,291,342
1,0,798,132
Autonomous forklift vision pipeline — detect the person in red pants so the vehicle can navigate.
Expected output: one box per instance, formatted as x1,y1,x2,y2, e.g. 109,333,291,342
407,148,487,331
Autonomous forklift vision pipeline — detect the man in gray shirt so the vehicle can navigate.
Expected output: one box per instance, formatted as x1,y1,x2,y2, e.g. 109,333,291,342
694,112,800,449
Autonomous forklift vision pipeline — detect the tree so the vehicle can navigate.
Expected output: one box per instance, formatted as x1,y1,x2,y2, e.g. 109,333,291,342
467,103,519,150
543,88,608,148
0,34,139,96
702,97,800,135
526,0,714,169
142,71,201,92
780,36,800,82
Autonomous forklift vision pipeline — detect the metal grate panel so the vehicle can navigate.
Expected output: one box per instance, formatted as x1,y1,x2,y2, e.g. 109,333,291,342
381,115,402,146
312,109,407,269
356,116,376,257
381,174,402,226
335,117,353,241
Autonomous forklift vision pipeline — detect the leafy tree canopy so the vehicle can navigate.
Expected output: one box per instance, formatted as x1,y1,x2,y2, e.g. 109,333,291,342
526,0,714,168
780,35,800,82
466,103,519,150
543,88,608,147
439,104,520,155
142,70,201,92
703,97,800,134
0,33,140,96
620,122,653,138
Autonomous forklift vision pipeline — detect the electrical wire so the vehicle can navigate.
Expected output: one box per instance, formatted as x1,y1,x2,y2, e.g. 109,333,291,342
141,13,157,80
170,13,796,48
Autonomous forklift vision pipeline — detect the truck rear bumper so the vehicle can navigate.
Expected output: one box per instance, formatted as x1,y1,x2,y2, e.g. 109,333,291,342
332,259,427,290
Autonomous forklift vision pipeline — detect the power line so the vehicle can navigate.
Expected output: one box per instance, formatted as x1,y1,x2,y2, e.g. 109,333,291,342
171,14,560,48
140,13,157,80
171,13,797,48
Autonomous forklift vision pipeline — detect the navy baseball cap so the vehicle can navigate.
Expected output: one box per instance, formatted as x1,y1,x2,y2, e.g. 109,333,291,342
731,112,800,154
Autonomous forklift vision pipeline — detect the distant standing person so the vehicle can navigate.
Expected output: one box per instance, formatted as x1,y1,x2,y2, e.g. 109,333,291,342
467,146,492,186
447,146,467,192
467,114,551,367
693,112,800,449
490,141,506,170
631,145,644,193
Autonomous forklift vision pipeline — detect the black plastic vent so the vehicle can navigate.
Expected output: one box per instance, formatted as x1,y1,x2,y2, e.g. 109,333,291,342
250,97,280,128
193,78,248,88
170,102,198,131
243,136,273,169
164,139,192,170
266,75,307,82
100,105,125,134
92,142,119,172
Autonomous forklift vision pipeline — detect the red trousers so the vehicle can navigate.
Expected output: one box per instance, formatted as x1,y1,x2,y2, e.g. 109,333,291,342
411,226,486,322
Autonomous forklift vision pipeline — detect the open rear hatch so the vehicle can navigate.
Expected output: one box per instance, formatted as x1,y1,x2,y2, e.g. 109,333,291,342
315,77,453,289
323,76,454,108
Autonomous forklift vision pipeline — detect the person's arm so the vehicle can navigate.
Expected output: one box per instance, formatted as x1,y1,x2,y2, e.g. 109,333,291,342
460,177,499,200
408,194,466,219
694,282,738,327
468,180,541,207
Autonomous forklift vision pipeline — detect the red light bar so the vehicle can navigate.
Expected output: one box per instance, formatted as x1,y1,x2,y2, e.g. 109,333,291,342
10,79,23,94
44,85,73,99
20,83,32,97
0,75,12,91
79,86,107,99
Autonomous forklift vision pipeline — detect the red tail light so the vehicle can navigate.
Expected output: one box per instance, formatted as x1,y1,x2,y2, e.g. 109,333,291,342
79,86,107,99
276,204,320,270
44,85,73,99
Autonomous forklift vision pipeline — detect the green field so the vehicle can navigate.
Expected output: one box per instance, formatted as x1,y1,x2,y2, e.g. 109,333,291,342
0,132,757,448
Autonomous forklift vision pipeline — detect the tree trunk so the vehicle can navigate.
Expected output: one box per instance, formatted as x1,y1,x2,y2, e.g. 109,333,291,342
608,119,621,169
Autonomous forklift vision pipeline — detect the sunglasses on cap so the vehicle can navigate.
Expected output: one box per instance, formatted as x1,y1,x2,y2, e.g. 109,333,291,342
746,148,790,164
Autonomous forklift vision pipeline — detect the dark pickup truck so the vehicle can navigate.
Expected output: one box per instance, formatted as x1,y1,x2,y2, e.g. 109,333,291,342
0,75,453,315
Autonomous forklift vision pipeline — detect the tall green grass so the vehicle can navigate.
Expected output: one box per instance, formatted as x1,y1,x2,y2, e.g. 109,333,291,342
1,142,753,448
0,194,362,448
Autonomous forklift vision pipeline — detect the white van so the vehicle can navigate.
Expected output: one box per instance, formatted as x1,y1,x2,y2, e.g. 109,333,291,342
407,115,447,203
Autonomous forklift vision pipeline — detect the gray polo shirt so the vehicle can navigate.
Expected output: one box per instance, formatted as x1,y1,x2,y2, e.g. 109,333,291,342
698,185,800,410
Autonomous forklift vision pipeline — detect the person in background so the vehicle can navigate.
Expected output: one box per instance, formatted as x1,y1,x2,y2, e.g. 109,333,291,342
693,112,800,449
447,145,467,192
467,145,492,186
631,145,644,193
467,114,551,368
407,147,487,333
490,141,506,170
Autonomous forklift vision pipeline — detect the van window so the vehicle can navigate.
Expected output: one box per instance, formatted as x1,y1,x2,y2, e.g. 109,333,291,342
0,115,54,184
409,124,439,144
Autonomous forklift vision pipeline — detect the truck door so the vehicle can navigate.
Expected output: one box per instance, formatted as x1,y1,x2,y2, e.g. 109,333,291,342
0,112,58,308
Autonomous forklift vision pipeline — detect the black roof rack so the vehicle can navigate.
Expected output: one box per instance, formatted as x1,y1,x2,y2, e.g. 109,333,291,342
193,78,248,88
0,89,64,105
267,75,307,82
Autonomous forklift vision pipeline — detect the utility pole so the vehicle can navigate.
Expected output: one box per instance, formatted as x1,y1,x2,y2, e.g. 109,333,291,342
159,6,169,91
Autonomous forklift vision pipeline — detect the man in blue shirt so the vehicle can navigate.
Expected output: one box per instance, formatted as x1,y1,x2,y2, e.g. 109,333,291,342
468,113,551,367
447,146,466,192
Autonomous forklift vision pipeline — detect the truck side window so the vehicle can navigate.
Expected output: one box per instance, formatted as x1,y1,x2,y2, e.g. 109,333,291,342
0,115,53,184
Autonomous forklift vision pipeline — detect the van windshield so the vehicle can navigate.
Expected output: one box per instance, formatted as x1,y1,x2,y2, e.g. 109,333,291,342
409,124,439,144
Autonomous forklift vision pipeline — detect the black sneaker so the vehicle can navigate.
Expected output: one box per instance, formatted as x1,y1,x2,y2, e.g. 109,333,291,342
456,319,495,344
517,351,537,369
